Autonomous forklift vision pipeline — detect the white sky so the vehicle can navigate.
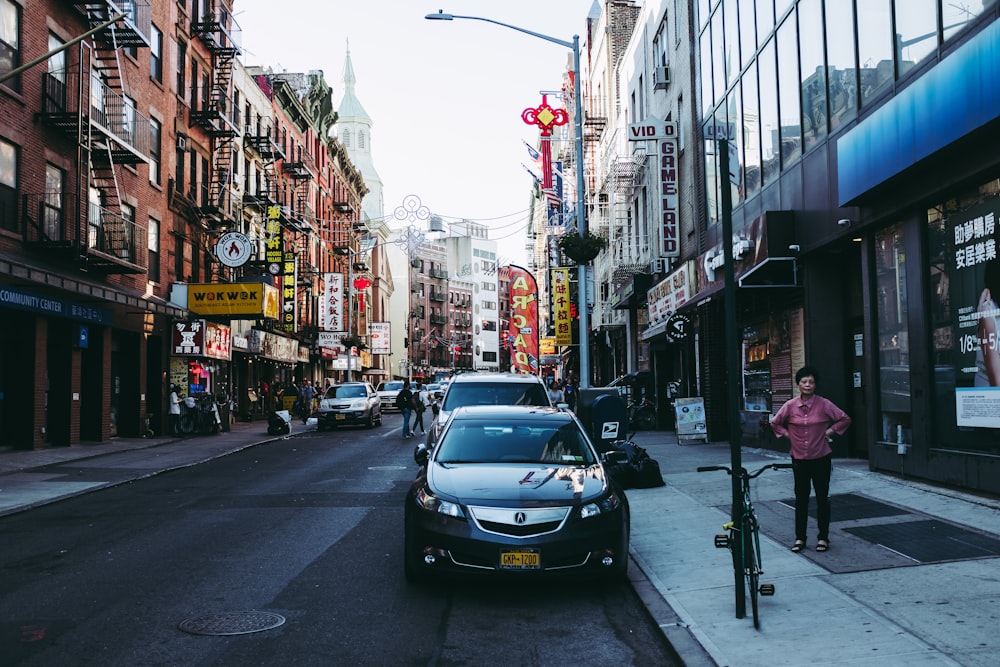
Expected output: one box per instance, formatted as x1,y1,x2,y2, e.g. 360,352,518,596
234,0,596,267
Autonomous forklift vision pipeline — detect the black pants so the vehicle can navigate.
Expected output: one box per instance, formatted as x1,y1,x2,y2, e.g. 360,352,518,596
413,409,425,432
792,454,832,542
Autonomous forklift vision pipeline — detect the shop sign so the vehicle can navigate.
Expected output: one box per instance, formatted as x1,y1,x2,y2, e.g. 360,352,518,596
215,232,255,268
321,272,344,332
628,119,679,257
666,313,692,342
369,322,391,355
187,283,280,318
647,261,694,326
278,251,297,333
551,268,572,346
0,285,113,324
247,329,298,363
171,320,231,359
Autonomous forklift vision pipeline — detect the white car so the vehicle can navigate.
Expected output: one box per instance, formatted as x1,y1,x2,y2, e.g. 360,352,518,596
376,380,405,412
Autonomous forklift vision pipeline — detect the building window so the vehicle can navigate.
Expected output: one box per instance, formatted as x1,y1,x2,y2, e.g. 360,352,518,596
0,137,17,232
0,0,21,93
148,216,160,281
798,0,826,150
857,0,893,106
43,163,64,241
776,12,801,167
149,117,161,185
150,23,163,82
176,39,186,96
825,0,857,130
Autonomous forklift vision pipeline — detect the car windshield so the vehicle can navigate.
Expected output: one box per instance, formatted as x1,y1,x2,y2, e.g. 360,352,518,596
377,382,402,392
441,382,549,411
436,419,595,465
328,385,366,399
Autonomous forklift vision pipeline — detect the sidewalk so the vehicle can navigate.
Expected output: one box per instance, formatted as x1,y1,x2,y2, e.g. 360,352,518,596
627,431,1000,667
1,425,998,665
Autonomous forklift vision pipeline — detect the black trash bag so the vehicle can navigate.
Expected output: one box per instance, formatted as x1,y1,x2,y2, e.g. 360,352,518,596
267,410,291,435
606,440,665,489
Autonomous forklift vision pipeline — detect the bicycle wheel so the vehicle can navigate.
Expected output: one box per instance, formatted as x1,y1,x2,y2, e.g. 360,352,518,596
744,516,761,629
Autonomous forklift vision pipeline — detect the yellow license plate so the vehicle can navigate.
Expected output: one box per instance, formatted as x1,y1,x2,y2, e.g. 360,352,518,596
500,549,540,570
335,414,346,420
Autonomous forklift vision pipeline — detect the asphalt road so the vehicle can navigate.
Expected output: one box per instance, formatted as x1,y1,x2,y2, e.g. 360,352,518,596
0,423,677,666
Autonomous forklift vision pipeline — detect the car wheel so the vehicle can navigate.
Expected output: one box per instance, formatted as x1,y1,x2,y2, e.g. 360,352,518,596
365,411,374,429
317,421,326,432
376,409,383,426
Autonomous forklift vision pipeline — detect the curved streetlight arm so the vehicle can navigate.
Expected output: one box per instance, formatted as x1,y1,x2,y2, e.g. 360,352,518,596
425,10,590,388
425,11,575,50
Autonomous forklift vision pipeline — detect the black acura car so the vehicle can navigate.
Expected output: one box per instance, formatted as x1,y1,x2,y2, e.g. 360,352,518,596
404,405,630,582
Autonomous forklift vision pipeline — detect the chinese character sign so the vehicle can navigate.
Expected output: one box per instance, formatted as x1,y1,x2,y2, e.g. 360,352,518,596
552,268,572,346
369,322,391,355
279,251,297,333
321,272,344,332
507,266,539,375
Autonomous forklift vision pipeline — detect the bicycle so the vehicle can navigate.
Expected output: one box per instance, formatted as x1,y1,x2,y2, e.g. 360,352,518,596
697,462,793,629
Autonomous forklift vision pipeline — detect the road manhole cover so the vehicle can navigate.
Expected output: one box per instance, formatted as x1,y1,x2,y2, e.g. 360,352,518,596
178,611,285,636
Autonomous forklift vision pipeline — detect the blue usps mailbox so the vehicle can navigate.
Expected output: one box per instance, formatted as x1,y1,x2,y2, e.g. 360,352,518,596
578,388,628,452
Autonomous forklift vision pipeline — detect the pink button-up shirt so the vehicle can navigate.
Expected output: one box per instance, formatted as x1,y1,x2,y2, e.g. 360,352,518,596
770,394,851,460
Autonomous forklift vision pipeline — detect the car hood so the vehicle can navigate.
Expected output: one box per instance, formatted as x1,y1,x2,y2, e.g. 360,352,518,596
428,463,608,505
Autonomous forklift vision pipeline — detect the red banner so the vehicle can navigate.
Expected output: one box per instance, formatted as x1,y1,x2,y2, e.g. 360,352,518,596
507,265,540,375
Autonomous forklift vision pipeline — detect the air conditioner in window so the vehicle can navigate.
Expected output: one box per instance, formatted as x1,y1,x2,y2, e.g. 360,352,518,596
649,258,668,274
176,134,187,151
654,66,670,90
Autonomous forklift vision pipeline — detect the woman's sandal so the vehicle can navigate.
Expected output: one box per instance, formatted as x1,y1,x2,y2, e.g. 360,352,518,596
816,540,830,552
791,540,806,553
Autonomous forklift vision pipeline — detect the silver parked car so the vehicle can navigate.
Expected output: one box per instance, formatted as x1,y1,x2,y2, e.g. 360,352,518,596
317,382,382,430
376,380,405,412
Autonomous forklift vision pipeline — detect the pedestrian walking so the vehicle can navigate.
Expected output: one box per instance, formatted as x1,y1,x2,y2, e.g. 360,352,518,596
770,365,852,554
411,382,427,434
397,380,414,438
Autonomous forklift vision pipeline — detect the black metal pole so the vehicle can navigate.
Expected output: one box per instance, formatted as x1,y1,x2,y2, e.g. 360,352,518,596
719,138,745,619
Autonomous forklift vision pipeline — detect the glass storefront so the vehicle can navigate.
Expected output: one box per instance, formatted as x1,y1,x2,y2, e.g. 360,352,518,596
926,179,1000,452
875,223,911,445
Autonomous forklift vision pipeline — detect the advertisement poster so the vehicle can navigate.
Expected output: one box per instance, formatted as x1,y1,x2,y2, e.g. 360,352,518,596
551,268,572,346
951,199,1000,427
507,265,540,375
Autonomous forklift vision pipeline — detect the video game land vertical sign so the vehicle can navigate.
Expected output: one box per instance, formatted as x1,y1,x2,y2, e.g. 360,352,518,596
951,199,1000,427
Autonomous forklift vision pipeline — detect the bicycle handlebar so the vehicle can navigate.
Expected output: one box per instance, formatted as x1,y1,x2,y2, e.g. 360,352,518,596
697,462,793,478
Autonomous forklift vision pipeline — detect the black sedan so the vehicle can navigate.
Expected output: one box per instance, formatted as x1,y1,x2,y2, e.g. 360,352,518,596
404,405,630,583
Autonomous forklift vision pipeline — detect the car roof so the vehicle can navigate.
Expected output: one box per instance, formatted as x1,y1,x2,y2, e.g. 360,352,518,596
448,372,545,384
450,405,568,421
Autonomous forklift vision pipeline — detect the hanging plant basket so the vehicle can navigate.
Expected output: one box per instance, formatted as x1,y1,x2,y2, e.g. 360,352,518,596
558,230,607,264
340,335,366,350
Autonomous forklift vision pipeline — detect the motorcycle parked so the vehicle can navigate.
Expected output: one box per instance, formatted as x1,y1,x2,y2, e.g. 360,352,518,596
178,392,221,435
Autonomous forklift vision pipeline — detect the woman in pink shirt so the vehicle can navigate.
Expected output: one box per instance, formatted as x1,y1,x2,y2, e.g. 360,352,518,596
770,366,851,553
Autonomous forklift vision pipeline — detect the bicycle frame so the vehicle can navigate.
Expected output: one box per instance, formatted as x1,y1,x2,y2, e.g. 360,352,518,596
698,462,792,628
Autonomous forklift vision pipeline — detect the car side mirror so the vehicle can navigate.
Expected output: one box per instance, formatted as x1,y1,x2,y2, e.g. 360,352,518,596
414,444,429,466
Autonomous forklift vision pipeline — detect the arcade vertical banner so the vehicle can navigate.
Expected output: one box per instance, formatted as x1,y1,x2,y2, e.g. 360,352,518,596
552,267,572,346
507,265,539,375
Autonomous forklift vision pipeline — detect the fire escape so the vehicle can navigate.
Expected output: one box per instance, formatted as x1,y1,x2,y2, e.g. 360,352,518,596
189,4,241,227
34,1,153,274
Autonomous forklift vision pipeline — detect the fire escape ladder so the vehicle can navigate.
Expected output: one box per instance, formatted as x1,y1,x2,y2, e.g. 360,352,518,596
92,142,130,258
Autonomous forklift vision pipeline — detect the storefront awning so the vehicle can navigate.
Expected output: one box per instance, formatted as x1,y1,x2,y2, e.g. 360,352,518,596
738,257,798,288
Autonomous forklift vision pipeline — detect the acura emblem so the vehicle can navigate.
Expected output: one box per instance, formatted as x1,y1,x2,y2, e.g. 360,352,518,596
514,512,527,525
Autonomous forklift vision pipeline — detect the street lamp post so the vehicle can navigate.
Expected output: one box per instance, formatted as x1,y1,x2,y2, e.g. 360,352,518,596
426,10,590,388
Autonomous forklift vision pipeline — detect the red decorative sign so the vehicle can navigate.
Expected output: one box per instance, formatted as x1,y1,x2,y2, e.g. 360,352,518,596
507,265,540,375
522,94,568,189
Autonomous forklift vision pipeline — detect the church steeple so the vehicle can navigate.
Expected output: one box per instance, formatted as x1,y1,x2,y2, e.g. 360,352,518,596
334,41,383,227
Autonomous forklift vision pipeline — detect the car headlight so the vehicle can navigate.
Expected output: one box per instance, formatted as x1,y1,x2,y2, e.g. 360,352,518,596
415,487,465,518
349,398,367,410
580,490,622,519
